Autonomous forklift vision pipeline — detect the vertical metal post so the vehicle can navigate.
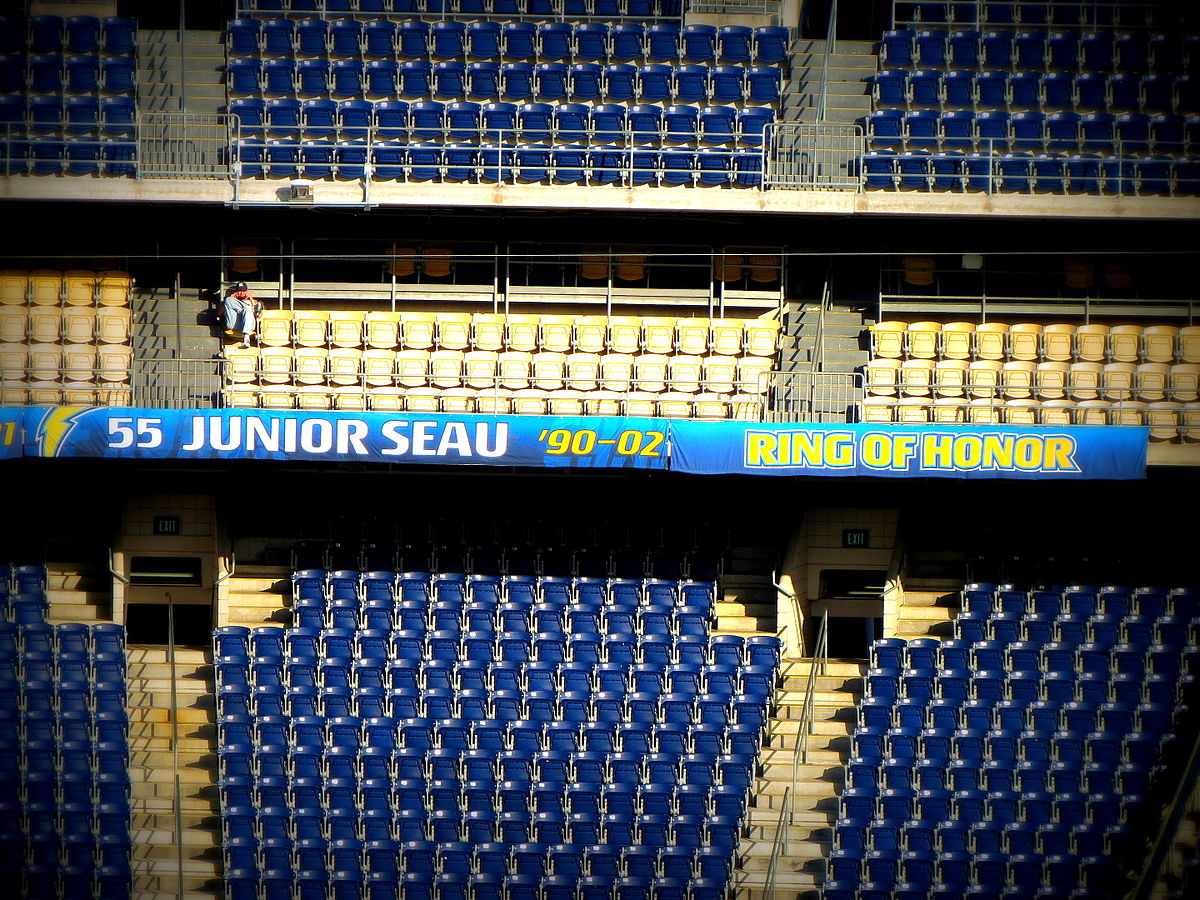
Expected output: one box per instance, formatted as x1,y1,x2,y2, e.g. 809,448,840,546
178,0,187,113
166,592,184,900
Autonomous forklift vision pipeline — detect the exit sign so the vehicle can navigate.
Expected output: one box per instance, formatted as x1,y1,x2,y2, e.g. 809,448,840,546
154,516,181,536
843,529,869,548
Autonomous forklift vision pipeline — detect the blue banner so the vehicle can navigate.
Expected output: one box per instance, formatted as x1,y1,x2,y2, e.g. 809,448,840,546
20,407,670,470
7,408,1148,480
669,421,1147,480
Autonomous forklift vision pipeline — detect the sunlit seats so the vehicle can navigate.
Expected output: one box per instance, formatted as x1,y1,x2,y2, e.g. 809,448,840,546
429,349,465,387
566,352,600,391
676,318,710,355
600,353,634,392
585,391,623,416
737,356,771,394
441,387,476,413
506,315,539,352
436,312,473,350
1108,325,1142,363
744,318,780,357
900,358,935,396
472,313,506,351
642,317,676,355
608,316,642,354
973,322,1009,360
29,270,64,305
693,392,731,419
1075,323,1109,361
658,392,694,418
259,310,294,346
364,311,401,349
362,349,398,386
293,309,330,347
546,388,584,415
328,348,363,385
464,350,499,389
540,316,574,353
405,386,441,412
1142,325,1179,364
905,321,941,359
668,355,702,393
511,387,547,414
934,358,968,397
498,350,533,389
294,347,328,385
1041,323,1075,361
328,311,365,347
0,270,28,304
574,316,608,354
400,311,437,350
710,318,744,355
225,347,259,383
939,322,975,359
64,270,97,305
1007,322,1042,361
396,349,431,387
872,321,907,359
96,307,131,344
29,306,63,342
623,391,658,417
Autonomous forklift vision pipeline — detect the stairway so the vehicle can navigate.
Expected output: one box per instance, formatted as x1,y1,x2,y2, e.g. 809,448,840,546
132,287,223,407
137,29,226,116
734,658,866,900
775,304,869,422
719,546,779,638
127,645,222,900
223,566,291,627
45,560,113,625
784,39,877,125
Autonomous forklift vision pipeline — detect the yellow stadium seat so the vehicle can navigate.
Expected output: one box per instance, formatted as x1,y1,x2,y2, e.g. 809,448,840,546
934,359,968,397
967,360,1003,398
295,386,333,410
29,344,63,381
98,386,131,407
441,388,476,413
931,398,967,422
693,393,731,420
866,358,899,396
1108,325,1141,363
1180,406,1200,442
333,386,368,410
223,386,260,409
702,356,737,394
436,313,473,351
395,350,431,388
737,357,772,394
1144,402,1181,440
259,386,297,409
386,246,417,278
97,271,131,307
364,311,401,349
28,270,63,305
896,397,932,422
1001,360,1035,399
608,317,641,355
667,355,702,393
531,351,567,390
546,389,584,416
0,343,26,378
511,388,547,415
506,315,539,352
463,350,499,390
362,349,398,386
422,248,452,279
1074,323,1109,361
973,322,1009,360
328,311,365,348
1100,400,1137,425
0,270,28,304
658,393,694,418
96,345,132,383
743,318,780,357
63,270,97,306
368,387,405,411
539,316,574,354
641,317,676,355
29,307,62,343
871,322,907,359
584,391,623,417
580,252,608,282
1067,361,1103,400
1168,364,1200,402
0,308,26,343
259,347,296,384
600,353,634,392
623,392,658,417
62,346,96,383
1034,361,1069,400
1041,323,1075,362
634,354,669,393
1142,325,1178,364
405,387,441,413
471,314,506,352
329,348,363,386
1007,323,1041,361
96,307,131,344
709,319,744,356
1101,362,1135,401
225,347,259,384
294,347,329,385
939,322,975,360
861,396,896,423
476,389,512,415
400,311,436,350
1039,399,1074,426
566,352,600,391
967,398,1001,424
1178,326,1200,364
1002,400,1039,425
749,254,780,284
675,318,710,356
27,384,63,405
905,321,941,359
900,358,935,396
615,253,646,282
257,310,294,346
731,394,764,421
498,351,532,389
574,316,608,354
429,350,465,388
1134,362,1169,401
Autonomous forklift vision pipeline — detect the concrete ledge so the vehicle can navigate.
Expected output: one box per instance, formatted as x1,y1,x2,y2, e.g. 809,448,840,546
1148,443,1200,467
5,173,1199,220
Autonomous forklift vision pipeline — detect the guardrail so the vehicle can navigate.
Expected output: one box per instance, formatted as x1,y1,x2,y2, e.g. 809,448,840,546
765,370,863,422
764,122,865,190
131,357,225,409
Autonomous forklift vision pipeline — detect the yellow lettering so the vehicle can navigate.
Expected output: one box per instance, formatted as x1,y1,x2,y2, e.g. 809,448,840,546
923,433,954,468
982,435,1014,469
1045,436,1079,471
791,432,825,466
827,434,855,467
893,434,918,469
746,432,777,466
1014,436,1042,469
862,434,891,468
953,435,983,469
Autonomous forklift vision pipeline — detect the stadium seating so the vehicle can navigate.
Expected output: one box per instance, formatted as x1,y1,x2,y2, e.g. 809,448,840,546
863,318,1200,434
216,544,776,900
222,310,779,417
0,268,134,407
829,577,1196,896
0,563,133,899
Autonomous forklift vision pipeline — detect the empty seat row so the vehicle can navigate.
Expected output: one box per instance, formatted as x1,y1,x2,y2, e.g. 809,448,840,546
9,54,138,97
871,320,1200,363
0,343,133,379
960,584,1196,618
0,307,132,344
951,609,1199,645
0,382,131,407
230,0,683,14
834,816,1127,859
228,20,787,66
860,148,1200,195
0,619,125,655
9,15,137,55
891,0,1178,29
0,94,136,139
0,268,131,306
246,311,780,355
880,27,1196,73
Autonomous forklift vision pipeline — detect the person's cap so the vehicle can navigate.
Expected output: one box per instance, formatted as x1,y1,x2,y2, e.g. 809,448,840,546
234,282,248,291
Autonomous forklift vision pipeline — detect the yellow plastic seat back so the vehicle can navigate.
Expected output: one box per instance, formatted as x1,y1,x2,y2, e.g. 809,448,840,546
608,317,642,355
258,310,294,346
675,318,710,356
328,311,365,348
96,307,132,344
364,311,401,349
436,313,473,351
471,314,506,352
641,318,676,355
400,312,436,350
63,270,97,306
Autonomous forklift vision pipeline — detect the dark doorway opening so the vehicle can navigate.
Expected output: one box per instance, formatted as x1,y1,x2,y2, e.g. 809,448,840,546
126,603,212,645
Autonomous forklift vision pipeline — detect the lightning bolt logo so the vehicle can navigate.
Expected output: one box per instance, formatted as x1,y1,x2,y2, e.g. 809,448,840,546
36,406,89,458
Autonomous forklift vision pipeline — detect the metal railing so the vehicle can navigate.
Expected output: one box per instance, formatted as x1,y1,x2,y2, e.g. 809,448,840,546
765,369,863,422
781,608,828,863
815,0,839,122
689,0,780,14
764,785,790,900
892,0,1189,30
764,122,864,190
131,357,226,409
137,113,234,179
235,0,686,22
